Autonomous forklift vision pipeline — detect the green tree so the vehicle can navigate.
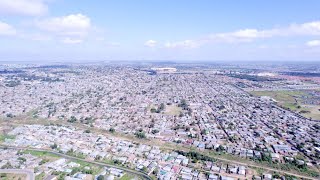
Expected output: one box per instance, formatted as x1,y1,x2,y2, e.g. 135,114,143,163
97,175,104,180
50,143,58,149
109,127,115,133
151,129,159,134
67,116,77,123
150,108,157,113
84,129,91,133
135,131,146,139
142,167,148,173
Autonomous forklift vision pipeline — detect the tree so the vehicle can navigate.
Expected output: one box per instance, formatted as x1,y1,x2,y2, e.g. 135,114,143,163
18,157,26,163
135,131,146,139
216,145,225,152
153,168,159,175
97,175,104,180
273,173,281,179
150,108,157,113
180,99,187,107
159,103,165,111
84,129,91,133
151,129,159,134
95,155,102,161
142,166,148,173
109,127,115,133
201,129,208,135
6,113,14,118
0,174,7,178
39,159,49,165
261,152,272,162
67,148,74,154
50,143,58,149
67,116,77,123
82,168,93,174
1,162,13,169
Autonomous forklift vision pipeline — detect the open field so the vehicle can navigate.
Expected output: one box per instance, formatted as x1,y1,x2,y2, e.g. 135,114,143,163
0,173,26,180
164,105,182,116
250,90,320,120
23,150,60,158
0,134,15,142
119,173,141,180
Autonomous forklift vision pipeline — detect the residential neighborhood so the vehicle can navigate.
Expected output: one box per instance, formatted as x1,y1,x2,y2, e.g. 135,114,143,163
0,63,319,179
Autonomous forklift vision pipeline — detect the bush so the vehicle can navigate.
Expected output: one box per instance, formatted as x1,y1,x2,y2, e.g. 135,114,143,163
84,129,91,133
151,129,159,134
109,127,115,133
67,116,77,123
135,131,146,139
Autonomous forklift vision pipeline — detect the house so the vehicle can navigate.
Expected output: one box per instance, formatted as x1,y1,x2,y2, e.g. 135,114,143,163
208,174,219,180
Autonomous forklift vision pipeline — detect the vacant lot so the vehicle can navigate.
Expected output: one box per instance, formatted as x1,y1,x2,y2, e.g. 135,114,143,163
164,105,182,116
0,134,15,143
0,173,26,180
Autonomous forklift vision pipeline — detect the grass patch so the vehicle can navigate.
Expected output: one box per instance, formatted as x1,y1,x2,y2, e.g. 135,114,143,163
164,105,182,116
72,160,102,175
35,172,45,180
0,134,15,142
23,150,60,158
0,173,26,180
119,173,136,180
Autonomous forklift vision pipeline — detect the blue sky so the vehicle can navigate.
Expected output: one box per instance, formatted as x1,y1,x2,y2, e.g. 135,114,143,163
0,0,320,62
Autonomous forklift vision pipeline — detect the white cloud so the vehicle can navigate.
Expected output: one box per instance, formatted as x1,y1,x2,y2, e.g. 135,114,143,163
36,14,91,36
0,0,48,16
35,14,91,43
231,21,320,39
306,40,320,47
164,40,198,49
171,20,320,46
62,38,83,44
144,40,157,47
289,21,320,36
0,21,16,35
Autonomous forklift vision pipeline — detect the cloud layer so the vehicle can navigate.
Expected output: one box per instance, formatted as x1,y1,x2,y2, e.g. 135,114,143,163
0,21,16,35
144,40,157,47
163,21,320,48
306,40,320,47
35,14,92,43
0,0,48,16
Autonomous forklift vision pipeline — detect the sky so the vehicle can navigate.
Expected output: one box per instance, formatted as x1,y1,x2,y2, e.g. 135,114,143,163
0,0,320,62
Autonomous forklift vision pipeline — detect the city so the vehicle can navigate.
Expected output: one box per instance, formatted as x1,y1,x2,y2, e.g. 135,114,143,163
0,62,319,179
1,0,320,179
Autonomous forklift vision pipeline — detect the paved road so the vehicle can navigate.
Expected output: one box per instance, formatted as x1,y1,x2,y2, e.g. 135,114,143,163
1,119,318,180
0,169,35,180
200,152,319,180
1,145,318,180
167,140,319,180
0,145,152,180
164,139,319,180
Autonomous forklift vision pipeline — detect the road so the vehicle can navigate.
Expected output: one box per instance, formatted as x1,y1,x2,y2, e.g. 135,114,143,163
2,145,317,180
1,118,319,180
0,145,152,180
166,141,319,180
200,151,319,180
0,169,35,180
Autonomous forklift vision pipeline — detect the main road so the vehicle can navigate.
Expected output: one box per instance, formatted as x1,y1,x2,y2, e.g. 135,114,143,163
1,144,318,180
0,145,152,180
